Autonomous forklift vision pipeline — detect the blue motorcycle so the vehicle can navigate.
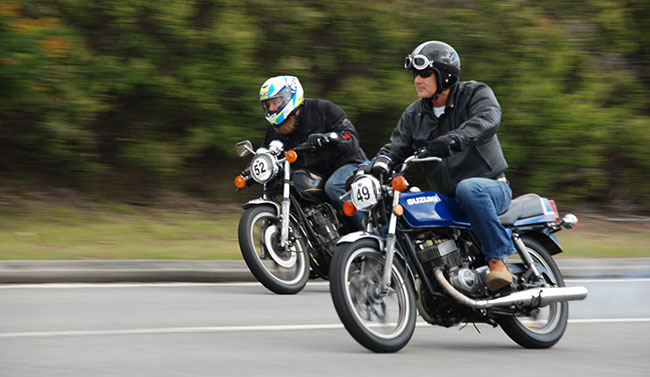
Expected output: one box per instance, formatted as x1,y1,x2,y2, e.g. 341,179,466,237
329,151,588,352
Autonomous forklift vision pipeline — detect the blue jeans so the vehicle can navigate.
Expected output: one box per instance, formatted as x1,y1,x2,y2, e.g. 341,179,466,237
455,177,516,261
325,163,367,230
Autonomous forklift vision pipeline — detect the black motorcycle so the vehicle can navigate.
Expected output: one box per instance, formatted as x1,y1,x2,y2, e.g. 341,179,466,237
234,140,356,294
329,150,588,352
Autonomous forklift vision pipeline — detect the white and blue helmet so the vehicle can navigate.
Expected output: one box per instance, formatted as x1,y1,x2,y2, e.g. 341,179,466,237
259,75,304,126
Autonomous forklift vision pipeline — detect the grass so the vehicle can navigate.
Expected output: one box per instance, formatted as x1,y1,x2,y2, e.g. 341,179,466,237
0,201,648,260
0,204,244,260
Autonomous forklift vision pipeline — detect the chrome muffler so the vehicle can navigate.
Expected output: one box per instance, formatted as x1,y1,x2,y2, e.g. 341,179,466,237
434,269,588,310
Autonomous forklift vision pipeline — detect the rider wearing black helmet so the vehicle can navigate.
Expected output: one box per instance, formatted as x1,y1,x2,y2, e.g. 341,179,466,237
371,41,515,291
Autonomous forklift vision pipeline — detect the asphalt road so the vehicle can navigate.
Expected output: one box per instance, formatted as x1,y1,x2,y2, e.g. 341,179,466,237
1,278,649,377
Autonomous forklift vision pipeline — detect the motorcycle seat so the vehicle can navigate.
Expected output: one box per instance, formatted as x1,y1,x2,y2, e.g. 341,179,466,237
498,193,546,226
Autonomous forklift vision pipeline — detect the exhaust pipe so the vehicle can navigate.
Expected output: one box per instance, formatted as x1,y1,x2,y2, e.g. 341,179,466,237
434,269,588,310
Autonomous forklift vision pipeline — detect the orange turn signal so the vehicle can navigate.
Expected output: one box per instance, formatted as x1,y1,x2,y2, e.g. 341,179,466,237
285,150,298,163
391,176,407,192
234,175,247,189
394,204,404,216
343,200,357,216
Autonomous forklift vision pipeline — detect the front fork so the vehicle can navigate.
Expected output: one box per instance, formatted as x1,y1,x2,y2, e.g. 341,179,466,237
380,189,400,293
280,159,291,248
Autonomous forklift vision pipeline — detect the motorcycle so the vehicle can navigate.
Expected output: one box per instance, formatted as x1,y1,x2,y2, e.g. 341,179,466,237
234,139,357,294
328,149,588,352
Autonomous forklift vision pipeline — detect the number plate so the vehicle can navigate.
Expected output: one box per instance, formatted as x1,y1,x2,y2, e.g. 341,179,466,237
351,176,379,211
251,154,274,183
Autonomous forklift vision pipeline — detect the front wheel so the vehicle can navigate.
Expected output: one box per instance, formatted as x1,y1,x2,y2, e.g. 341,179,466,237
238,205,309,294
498,237,569,348
329,239,416,353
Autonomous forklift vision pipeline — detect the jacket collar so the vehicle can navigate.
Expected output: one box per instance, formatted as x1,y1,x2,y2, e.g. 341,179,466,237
420,82,460,114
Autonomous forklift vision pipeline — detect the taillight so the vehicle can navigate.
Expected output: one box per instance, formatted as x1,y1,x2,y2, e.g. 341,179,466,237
549,200,559,221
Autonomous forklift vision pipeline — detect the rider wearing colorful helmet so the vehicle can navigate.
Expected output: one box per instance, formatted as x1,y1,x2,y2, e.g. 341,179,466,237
259,75,304,128
258,75,368,229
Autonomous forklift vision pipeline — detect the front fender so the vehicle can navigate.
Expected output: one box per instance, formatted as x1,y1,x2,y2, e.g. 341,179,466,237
336,231,385,250
242,198,280,214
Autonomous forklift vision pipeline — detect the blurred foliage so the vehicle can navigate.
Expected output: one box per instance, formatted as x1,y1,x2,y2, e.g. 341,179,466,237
1,0,649,208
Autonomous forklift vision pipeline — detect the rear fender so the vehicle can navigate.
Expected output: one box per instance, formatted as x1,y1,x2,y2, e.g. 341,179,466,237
519,230,563,255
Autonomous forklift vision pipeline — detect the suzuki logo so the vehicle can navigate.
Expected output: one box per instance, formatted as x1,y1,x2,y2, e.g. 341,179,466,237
406,195,440,206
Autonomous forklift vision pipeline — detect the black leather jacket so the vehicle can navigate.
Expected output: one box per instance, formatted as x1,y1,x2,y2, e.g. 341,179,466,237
263,98,368,178
378,80,508,198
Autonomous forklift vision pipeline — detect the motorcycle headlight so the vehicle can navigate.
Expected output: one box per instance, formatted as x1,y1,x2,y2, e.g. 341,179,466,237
249,153,278,184
350,175,381,211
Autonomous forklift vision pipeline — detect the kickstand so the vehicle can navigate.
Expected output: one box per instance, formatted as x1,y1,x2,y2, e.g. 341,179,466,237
459,322,481,334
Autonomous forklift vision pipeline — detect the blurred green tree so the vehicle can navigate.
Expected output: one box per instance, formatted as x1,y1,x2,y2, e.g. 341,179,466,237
0,0,648,208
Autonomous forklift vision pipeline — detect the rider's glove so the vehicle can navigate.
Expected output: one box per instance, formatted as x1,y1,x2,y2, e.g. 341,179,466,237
307,133,330,148
345,162,371,190
370,154,393,178
426,135,459,158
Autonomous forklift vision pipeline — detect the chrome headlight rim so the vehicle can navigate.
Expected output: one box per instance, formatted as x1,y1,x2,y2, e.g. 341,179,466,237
250,153,278,184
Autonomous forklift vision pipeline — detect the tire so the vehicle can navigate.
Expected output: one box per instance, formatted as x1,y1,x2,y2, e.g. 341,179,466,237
498,237,569,348
238,205,309,294
329,239,416,353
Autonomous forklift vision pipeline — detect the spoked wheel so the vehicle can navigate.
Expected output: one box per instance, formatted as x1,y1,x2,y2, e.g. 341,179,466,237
498,238,569,348
329,239,416,353
238,205,309,294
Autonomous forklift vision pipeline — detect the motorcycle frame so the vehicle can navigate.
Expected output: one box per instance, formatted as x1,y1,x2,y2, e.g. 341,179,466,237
244,157,337,280
351,183,566,303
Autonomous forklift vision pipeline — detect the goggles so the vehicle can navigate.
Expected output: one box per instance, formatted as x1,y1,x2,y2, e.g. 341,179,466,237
412,69,434,79
404,54,436,71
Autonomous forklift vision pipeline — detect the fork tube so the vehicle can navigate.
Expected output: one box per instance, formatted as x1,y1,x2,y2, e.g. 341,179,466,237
280,160,291,247
381,190,401,292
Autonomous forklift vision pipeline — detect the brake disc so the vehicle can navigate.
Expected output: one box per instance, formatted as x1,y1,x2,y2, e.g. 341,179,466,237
263,224,297,268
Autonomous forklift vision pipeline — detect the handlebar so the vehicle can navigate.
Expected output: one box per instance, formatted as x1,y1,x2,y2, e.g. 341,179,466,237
398,151,443,174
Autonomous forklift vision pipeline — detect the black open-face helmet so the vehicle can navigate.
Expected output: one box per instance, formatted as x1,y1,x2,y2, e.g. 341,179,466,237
405,41,461,98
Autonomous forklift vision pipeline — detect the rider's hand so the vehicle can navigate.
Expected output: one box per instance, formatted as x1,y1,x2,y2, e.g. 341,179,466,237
307,133,330,148
426,135,459,157
345,162,371,190
370,155,392,178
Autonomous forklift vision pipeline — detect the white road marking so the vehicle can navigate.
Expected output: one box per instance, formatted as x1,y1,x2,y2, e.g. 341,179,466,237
565,278,650,283
0,324,344,339
1,318,648,339
1,278,648,289
0,282,267,289
568,318,650,324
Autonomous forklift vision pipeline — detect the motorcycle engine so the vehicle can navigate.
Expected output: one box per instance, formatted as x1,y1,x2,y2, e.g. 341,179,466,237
304,203,340,252
416,237,486,297
449,266,488,297
416,238,460,273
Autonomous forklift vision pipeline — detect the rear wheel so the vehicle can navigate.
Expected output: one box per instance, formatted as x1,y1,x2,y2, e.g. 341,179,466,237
498,238,568,348
329,239,416,353
238,205,309,294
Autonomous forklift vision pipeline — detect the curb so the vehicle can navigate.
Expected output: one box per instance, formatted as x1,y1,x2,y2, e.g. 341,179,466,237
0,258,649,284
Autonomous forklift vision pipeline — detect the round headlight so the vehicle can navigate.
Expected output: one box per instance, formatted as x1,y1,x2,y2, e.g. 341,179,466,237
250,153,278,184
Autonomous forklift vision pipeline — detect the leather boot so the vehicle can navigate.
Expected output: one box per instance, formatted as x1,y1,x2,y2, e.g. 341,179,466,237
486,258,513,291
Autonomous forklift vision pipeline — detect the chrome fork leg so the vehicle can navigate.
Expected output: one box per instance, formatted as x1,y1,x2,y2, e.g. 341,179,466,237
380,190,401,293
